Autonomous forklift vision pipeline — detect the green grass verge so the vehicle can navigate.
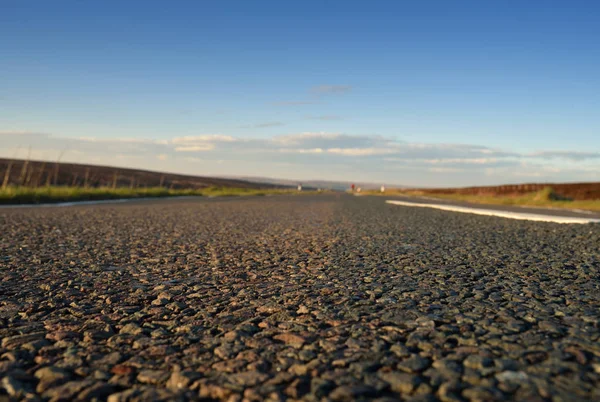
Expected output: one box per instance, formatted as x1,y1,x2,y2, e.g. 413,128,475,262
367,187,600,211
0,186,315,205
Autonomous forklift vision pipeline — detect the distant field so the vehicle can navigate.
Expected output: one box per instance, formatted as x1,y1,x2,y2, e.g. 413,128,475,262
0,158,311,204
409,182,600,200
374,186,600,211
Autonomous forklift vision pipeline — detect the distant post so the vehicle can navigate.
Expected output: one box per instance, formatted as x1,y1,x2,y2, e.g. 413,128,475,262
34,162,46,188
2,161,13,189
53,150,66,186
297,184,302,191
19,146,32,185
25,162,34,186
3,146,20,189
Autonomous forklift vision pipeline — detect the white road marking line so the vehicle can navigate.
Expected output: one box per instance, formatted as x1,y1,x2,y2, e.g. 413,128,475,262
0,196,203,209
386,200,600,224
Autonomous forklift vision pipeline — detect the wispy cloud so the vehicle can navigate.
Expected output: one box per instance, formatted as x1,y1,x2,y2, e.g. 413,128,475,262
274,132,345,146
278,148,324,154
528,150,600,160
326,147,397,156
272,85,351,107
240,121,285,128
77,136,166,145
171,135,237,144
421,158,499,165
272,101,316,106
307,115,343,121
174,145,215,152
311,85,352,94
428,167,465,173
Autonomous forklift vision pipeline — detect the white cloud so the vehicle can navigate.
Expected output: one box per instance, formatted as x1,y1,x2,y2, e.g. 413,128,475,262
1,130,598,185
171,135,236,144
174,145,215,152
278,148,324,154
274,132,343,145
327,147,397,156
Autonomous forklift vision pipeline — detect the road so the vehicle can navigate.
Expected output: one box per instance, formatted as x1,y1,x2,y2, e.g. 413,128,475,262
1,195,599,401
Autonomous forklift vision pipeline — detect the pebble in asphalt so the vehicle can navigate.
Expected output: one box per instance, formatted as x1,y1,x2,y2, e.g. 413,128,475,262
0,194,599,401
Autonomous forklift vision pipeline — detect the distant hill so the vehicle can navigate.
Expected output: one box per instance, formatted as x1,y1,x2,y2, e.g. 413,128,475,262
0,158,283,190
228,176,402,191
1,158,410,192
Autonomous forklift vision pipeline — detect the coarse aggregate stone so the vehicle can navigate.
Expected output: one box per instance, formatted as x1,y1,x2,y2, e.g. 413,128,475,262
1,194,599,401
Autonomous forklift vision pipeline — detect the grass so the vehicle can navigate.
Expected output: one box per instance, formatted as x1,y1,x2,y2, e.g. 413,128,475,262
0,186,314,205
368,187,600,211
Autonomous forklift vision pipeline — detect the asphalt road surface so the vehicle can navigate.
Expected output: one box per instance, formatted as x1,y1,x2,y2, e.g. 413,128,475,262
1,195,599,401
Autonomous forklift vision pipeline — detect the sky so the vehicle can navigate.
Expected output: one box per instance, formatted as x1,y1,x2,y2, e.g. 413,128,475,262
1,0,599,186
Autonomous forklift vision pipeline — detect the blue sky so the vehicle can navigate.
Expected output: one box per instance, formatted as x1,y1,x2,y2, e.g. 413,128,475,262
1,1,599,186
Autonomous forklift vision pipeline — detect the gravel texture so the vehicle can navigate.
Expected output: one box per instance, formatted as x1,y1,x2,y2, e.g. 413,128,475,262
1,194,599,401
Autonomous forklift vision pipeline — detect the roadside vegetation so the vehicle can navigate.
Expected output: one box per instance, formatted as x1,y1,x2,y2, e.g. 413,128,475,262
0,186,313,205
370,187,600,211
0,158,318,205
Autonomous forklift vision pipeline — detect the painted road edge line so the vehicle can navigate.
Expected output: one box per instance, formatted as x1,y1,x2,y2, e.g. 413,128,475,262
386,200,600,224
0,196,204,209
